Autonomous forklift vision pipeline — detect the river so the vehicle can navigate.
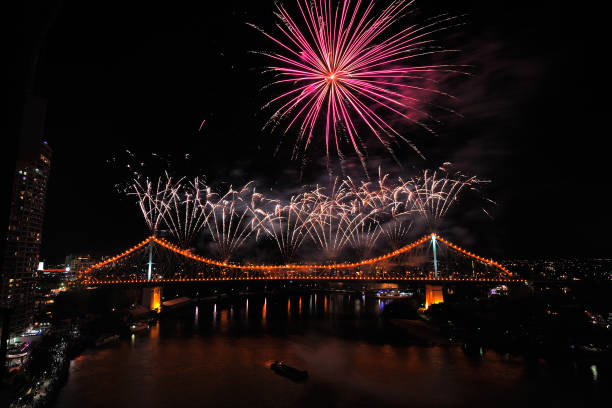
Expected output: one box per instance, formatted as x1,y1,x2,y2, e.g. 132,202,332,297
54,292,604,407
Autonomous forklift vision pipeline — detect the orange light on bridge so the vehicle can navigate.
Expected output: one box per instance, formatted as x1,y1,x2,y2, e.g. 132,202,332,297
80,233,512,283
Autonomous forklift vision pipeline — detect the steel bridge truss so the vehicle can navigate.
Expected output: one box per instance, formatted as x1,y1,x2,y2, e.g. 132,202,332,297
78,234,523,285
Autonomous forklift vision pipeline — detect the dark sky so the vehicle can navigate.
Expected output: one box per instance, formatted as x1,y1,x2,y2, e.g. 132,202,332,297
6,0,609,262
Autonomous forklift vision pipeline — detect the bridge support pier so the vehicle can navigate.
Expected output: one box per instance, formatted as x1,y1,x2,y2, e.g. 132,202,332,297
142,286,162,313
425,284,444,310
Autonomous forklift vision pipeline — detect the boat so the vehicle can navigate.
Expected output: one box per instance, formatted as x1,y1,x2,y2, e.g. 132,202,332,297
162,297,194,311
376,289,413,299
129,322,149,333
95,334,120,347
270,361,308,381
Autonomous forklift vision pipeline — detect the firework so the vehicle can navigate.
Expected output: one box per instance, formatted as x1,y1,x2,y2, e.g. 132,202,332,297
255,194,313,261
203,183,263,261
345,218,383,257
400,167,485,231
252,0,461,167
129,173,178,234
127,166,486,262
382,219,413,249
302,179,381,257
302,180,351,256
159,177,210,248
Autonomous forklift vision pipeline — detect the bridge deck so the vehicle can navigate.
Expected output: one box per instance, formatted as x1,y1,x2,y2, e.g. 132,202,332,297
84,276,528,286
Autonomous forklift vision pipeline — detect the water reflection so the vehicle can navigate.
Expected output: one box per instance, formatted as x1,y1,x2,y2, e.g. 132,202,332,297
219,309,228,332
262,297,267,325
149,321,159,341
54,293,601,408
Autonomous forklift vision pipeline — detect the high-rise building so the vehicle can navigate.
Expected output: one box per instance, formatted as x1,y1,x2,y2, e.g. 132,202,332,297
1,96,52,337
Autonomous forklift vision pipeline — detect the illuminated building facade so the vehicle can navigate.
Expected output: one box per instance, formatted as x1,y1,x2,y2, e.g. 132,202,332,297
1,97,52,336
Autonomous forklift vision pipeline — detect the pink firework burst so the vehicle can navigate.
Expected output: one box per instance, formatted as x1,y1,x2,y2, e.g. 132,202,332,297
252,0,462,168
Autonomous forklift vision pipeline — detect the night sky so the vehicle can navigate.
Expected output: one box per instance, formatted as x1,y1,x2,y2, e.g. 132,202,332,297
6,1,608,263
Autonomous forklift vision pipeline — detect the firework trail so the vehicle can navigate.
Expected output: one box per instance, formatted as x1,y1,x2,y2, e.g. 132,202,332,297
345,218,383,257
203,183,264,261
400,167,484,231
252,0,462,168
382,219,413,249
129,173,177,235
255,194,313,261
302,179,380,257
341,170,412,251
302,180,352,257
159,177,210,248
126,166,486,261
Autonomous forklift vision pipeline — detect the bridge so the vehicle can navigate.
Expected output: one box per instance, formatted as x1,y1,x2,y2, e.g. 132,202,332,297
78,233,524,285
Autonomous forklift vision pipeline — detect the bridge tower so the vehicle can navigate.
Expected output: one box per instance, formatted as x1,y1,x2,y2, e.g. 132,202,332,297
431,233,438,278
147,240,153,281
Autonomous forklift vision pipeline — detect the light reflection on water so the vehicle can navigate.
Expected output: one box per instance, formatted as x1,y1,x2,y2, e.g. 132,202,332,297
54,293,602,408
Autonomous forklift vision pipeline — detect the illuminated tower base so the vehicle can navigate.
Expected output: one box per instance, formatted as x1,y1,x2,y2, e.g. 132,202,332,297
142,286,162,313
425,284,444,309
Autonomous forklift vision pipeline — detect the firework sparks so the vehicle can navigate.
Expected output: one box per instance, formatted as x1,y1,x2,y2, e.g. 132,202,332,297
126,166,486,261
129,173,177,235
252,0,462,167
302,180,353,257
346,219,383,257
203,183,263,261
382,219,413,249
159,177,210,248
400,167,486,231
255,194,313,261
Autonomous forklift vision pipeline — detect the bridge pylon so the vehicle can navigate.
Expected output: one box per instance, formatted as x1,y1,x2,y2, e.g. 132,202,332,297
431,233,438,278
147,240,153,281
